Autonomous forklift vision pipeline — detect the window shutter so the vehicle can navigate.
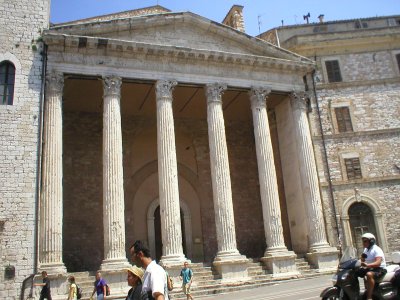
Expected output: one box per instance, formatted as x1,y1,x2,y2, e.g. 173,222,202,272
344,158,362,180
325,60,342,83
335,107,353,133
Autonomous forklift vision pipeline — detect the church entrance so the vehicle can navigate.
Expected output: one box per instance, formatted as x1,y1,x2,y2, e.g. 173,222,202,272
348,202,377,255
154,206,187,262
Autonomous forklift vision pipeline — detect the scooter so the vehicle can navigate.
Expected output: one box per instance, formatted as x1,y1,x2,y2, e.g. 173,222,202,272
320,247,400,300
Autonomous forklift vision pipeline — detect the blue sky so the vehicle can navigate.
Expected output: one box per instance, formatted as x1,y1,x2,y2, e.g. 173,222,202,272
50,0,400,36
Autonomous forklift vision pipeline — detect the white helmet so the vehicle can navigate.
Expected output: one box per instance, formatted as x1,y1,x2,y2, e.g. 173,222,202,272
362,233,376,240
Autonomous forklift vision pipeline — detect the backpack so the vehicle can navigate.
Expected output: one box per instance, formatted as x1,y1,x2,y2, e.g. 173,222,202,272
75,283,82,299
106,284,111,296
167,275,173,291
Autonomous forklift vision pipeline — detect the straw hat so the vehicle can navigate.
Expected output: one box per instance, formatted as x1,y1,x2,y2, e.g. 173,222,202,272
124,265,145,281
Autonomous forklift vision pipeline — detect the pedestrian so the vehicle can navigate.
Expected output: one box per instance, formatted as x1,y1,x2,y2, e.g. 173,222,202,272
180,262,193,300
90,271,107,300
124,265,145,300
129,240,169,300
34,271,52,300
67,276,78,300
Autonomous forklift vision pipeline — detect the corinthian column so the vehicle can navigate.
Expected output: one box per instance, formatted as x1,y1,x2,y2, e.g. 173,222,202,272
250,88,298,276
250,88,287,252
205,84,248,281
156,80,187,266
101,76,129,270
39,71,66,274
290,91,338,270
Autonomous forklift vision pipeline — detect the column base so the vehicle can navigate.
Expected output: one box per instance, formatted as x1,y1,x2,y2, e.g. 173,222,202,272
306,246,339,272
159,253,189,268
260,249,299,278
213,251,250,283
38,262,67,275
100,258,130,271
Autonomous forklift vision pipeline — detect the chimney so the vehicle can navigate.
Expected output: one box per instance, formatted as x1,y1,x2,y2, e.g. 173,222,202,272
222,5,245,32
318,14,325,23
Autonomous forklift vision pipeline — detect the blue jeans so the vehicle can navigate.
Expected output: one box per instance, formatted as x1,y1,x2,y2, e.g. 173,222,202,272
96,294,104,300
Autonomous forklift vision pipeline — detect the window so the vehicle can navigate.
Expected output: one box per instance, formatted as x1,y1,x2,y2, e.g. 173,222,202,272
0,61,15,105
396,54,400,72
325,60,342,83
335,107,353,133
345,157,362,180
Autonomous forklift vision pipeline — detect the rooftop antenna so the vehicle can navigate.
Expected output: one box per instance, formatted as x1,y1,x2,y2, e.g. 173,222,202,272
257,15,262,34
303,12,311,24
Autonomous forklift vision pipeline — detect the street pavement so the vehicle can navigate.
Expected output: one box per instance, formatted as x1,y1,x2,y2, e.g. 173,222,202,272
197,274,335,300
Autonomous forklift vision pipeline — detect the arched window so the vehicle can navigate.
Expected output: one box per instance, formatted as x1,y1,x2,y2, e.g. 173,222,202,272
0,61,16,105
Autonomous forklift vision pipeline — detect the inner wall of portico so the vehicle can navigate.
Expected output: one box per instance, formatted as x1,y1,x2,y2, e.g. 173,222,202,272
62,77,295,271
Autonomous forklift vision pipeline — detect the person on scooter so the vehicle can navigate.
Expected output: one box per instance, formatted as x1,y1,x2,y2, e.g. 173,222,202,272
358,233,387,300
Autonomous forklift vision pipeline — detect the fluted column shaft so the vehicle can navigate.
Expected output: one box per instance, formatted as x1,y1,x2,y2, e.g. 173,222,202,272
101,76,128,269
156,80,186,264
39,71,66,273
250,88,287,253
206,83,240,257
290,92,330,250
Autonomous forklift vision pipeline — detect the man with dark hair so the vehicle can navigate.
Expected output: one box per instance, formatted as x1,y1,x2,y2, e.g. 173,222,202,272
129,240,168,300
34,271,52,300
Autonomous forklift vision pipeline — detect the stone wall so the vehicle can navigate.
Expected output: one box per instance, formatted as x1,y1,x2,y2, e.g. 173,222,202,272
308,49,400,253
0,0,49,298
62,111,268,269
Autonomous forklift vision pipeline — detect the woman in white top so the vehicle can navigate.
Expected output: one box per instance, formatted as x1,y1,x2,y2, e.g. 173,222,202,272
68,276,78,300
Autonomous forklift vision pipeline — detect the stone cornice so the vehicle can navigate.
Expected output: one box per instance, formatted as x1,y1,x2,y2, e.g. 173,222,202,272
316,77,400,90
320,175,400,188
283,26,400,52
43,33,315,74
312,127,400,141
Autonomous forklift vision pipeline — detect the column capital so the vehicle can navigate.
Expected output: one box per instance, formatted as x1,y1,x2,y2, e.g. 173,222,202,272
205,83,227,104
289,91,310,111
46,71,64,95
249,87,272,109
156,80,177,100
103,75,122,98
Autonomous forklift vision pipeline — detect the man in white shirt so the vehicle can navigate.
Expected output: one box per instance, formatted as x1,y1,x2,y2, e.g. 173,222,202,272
359,233,387,300
130,240,168,300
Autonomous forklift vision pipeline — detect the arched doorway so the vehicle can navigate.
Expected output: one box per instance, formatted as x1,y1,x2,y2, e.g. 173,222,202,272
154,206,187,261
341,192,388,254
348,202,377,255
147,198,193,261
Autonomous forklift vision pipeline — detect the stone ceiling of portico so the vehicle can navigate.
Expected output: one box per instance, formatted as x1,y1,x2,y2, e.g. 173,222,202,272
63,78,286,121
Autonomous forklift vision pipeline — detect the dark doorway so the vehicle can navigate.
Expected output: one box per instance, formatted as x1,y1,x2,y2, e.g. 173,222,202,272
154,206,187,262
348,202,377,255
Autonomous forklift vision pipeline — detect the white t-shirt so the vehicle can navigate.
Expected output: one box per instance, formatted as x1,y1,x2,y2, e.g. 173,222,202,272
142,261,169,300
363,244,386,268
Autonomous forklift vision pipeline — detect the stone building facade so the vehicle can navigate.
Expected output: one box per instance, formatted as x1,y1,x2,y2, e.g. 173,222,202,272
1,2,399,299
0,0,50,298
260,15,400,254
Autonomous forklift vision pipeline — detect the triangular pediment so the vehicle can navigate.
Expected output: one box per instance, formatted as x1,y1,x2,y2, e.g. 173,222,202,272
49,11,309,62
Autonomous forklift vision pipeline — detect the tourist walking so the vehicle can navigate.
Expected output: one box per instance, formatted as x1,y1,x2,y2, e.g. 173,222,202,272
180,262,194,300
34,271,52,300
90,271,107,300
67,276,78,300
129,240,169,300
124,265,145,300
